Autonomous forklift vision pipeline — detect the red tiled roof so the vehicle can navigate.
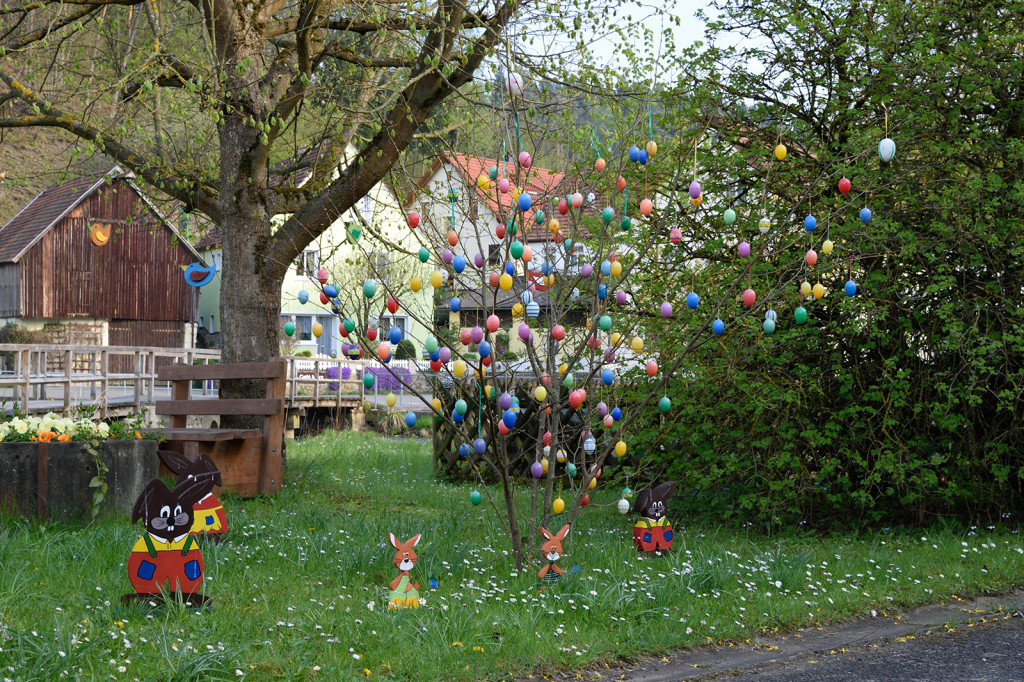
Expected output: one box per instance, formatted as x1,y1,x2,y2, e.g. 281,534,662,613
0,169,115,262
422,152,596,241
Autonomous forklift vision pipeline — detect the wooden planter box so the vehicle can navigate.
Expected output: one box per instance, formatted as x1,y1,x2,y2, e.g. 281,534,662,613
0,440,158,523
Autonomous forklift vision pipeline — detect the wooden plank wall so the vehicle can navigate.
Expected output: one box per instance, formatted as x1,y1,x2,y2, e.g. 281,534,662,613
0,264,19,317
18,180,199,323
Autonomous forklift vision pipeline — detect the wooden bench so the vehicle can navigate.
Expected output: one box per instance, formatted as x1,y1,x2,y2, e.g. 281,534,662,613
143,359,287,497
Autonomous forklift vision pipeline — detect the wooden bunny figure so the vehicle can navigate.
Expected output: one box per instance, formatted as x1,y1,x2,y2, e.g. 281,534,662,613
387,533,422,609
632,481,677,552
537,523,571,593
159,450,227,536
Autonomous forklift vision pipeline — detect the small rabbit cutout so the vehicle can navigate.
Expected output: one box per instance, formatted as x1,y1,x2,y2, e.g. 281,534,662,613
537,523,571,592
159,450,227,536
124,469,216,602
388,533,422,609
632,481,677,552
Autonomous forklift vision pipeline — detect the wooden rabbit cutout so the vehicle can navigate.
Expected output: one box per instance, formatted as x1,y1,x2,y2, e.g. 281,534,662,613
632,481,677,552
159,450,227,536
388,533,422,609
537,523,571,593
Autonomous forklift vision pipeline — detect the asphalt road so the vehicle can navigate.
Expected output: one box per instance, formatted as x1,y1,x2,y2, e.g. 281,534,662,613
729,617,1024,681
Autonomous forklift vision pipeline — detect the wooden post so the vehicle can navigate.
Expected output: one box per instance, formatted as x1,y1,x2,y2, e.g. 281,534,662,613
259,358,287,495
313,359,320,407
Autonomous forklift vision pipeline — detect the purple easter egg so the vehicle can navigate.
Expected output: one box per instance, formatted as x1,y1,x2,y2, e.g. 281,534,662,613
474,253,484,268
528,332,534,345
604,349,616,363
689,180,701,199
597,401,608,417
500,392,513,410
531,461,544,478
581,263,594,278
615,290,627,305
439,347,452,363
471,326,484,344
738,241,751,258
518,323,531,341
442,249,454,264
660,302,672,318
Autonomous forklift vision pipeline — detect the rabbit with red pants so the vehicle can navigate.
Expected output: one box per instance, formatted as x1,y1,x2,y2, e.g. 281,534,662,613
632,481,677,552
127,471,216,597
159,450,227,535
537,523,571,593
388,533,422,609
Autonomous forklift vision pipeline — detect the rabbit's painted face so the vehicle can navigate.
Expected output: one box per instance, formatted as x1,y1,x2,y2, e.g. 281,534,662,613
645,499,666,520
397,552,416,571
144,489,195,542
544,544,561,562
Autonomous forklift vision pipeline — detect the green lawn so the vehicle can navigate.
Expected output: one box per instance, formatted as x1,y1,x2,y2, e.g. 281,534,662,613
2,431,1022,680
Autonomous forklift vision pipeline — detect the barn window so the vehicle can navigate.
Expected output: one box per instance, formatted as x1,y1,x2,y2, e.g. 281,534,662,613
295,250,319,277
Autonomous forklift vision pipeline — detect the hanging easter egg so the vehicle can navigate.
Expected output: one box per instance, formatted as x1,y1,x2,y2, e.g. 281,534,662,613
595,157,606,172
660,302,672,318
617,498,631,514
601,368,614,385
629,145,641,162
743,288,756,307
470,490,482,506
430,271,442,289
670,228,682,245
409,276,422,292
284,321,295,336
499,273,513,291
439,347,451,363
486,314,500,333
878,138,896,162
507,71,525,96
316,268,329,284
454,399,468,416
517,193,532,211
602,206,614,224
691,194,703,208
534,385,547,402
763,319,776,334
600,260,612,277
794,306,808,324
569,390,584,410
497,420,508,435
712,318,725,335
804,215,817,232
765,309,778,322
774,144,787,161
571,192,583,209
615,440,627,458
518,150,532,168
502,409,516,429
551,324,565,341
450,359,464,378
617,176,626,191
404,412,417,428
845,279,858,297
323,283,339,299
495,223,507,241
510,240,524,260
526,301,540,318
813,283,825,299
800,281,812,296
686,292,700,309
312,322,323,338
860,207,872,224
424,336,438,354
581,263,593,277
473,253,484,269
389,326,402,344
541,458,550,474
646,140,658,156
498,178,510,194
759,217,771,234
588,477,597,491
385,393,398,408
511,302,524,318
344,318,356,334
598,315,612,332
620,216,632,231
724,208,737,225
534,211,546,226
477,175,490,190
452,255,466,273
639,148,650,163
408,212,420,228
418,247,430,263
552,497,565,514
738,241,751,258
659,396,671,413
630,336,644,353
363,279,377,298
822,240,834,255
640,198,653,217
586,192,596,205
688,180,701,199
838,177,851,194
297,290,309,304
603,414,614,428
598,284,607,300
805,249,818,266
478,341,491,358
518,323,530,342
363,373,375,389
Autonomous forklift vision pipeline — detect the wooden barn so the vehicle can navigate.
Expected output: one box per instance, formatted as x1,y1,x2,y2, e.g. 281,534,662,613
0,166,203,351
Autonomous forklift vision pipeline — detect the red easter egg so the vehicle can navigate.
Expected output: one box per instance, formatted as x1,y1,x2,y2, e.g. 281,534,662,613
805,249,818,266
447,230,458,247
551,325,566,341
408,212,420,228
496,224,506,239
617,176,626,191
489,272,500,288
487,314,500,332
640,198,653,217
595,158,606,172
367,328,378,341
460,329,472,345
319,292,329,304
482,355,492,367
430,359,442,371
387,297,399,314
543,431,552,446
670,228,682,245
646,360,658,377
581,494,590,507
558,199,569,215
498,421,510,435
743,288,756,307
838,177,851,195
569,391,583,409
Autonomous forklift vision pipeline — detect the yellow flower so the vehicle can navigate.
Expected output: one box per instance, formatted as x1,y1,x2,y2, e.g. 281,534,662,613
363,669,371,676
14,420,28,434
451,641,463,648
472,646,484,653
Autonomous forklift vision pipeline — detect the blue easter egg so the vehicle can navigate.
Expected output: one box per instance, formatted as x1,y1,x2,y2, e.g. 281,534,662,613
611,407,622,421
505,263,515,276
450,297,461,312
845,280,857,297
804,215,817,232
638,149,648,164
712,318,725,335
297,290,309,304
860,207,872,224
686,292,700,309
389,326,402,344
478,341,491,358
601,369,614,386
404,412,417,427
598,284,607,300
429,349,440,362
502,409,517,428
518,193,532,211
474,438,486,454
628,145,641,162
323,284,338,298
765,309,777,322
601,260,612,276
452,410,464,424
453,255,466,273
459,443,471,457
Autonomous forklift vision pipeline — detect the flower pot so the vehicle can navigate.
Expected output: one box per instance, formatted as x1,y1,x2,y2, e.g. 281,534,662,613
0,440,158,523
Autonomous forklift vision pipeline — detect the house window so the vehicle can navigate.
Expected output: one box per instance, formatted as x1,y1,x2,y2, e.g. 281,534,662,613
488,244,502,264
368,251,391,286
198,315,205,329
380,315,408,337
295,250,318,277
213,252,222,272
361,195,372,214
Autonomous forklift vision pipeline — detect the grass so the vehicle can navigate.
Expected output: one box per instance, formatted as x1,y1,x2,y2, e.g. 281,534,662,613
1,430,1022,680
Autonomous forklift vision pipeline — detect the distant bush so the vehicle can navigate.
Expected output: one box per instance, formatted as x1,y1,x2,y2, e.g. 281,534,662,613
294,350,314,357
395,339,417,360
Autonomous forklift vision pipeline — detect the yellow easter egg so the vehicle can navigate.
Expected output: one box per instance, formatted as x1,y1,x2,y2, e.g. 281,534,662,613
511,188,521,202
559,363,568,376
477,175,490,190
615,440,627,457
588,477,597,490
312,322,323,338
548,218,560,233
453,359,466,377
430,398,442,412
534,385,548,402
813,283,825,299
646,140,658,157
485,385,493,398
410,276,422,292
430,270,443,288
822,239,834,255
476,366,486,380
611,332,622,346
546,274,555,287
541,457,549,474
499,273,513,291
800,281,812,296
555,449,566,463
385,393,397,407
691,193,703,207
552,497,565,514
775,144,787,161
512,302,524,318
610,261,623,277
631,336,644,353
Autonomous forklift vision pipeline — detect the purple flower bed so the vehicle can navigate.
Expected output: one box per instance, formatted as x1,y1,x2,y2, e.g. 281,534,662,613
366,366,412,392
325,366,339,392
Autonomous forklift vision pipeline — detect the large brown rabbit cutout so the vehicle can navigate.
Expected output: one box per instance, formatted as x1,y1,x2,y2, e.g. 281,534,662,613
387,533,422,609
632,481,677,552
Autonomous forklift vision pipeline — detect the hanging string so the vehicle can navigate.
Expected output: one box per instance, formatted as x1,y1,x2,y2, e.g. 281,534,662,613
693,133,698,181
882,102,888,137
590,131,602,157
648,107,654,141
623,186,628,215
513,111,523,150
501,139,506,175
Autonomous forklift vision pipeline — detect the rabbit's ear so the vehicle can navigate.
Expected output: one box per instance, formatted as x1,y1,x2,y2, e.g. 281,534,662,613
539,526,553,541
173,472,214,506
555,524,571,540
652,481,677,502
193,453,223,487
132,479,168,525
158,449,191,474
408,533,422,548
389,533,399,549
633,488,651,514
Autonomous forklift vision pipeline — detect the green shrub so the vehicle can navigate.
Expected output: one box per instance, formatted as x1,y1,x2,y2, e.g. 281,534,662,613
395,339,417,360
